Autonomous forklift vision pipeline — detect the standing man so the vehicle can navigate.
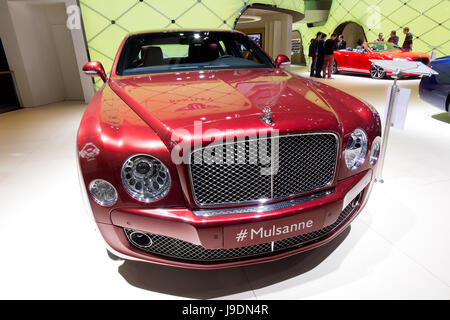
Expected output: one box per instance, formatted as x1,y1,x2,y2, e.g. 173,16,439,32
387,30,399,45
402,27,413,50
310,32,322,77
323,33,337,79
308,38,315,72
315,33,327,78
337,35,346,50
375,33,384,42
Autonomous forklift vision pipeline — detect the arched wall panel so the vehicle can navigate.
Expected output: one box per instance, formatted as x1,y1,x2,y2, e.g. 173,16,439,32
294,0,449,59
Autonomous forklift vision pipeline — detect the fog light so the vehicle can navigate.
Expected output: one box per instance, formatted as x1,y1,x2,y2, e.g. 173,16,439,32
89,179,118,206
129,231,153,248
351,192,362,208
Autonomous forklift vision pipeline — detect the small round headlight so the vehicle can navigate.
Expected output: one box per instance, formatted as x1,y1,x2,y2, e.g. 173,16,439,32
370,141,380,165
345,129,368,170
121,154,171,202
89,179,118,206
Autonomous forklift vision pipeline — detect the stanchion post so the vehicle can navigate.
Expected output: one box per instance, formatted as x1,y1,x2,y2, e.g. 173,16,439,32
375,68,401,183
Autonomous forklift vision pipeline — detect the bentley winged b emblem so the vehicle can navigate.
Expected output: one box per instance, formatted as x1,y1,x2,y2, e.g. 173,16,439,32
259,106,274,126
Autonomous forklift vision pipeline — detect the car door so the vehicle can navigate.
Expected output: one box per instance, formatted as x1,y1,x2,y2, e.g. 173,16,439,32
358,47,372,72
344,50,363,70
335,50,353,68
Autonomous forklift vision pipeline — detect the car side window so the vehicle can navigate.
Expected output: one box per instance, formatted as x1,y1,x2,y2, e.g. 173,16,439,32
228,39,259,62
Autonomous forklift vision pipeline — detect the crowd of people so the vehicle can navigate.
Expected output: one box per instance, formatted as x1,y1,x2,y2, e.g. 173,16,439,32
374,27,413,50
308,32,337,79
308,27,414,79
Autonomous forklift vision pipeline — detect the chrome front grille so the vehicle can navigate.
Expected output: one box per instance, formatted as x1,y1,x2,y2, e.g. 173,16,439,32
124,197,357,263
190,133,338,207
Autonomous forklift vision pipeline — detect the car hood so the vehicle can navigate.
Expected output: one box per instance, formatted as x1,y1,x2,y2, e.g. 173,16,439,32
109,69,358,146
378,50,429,59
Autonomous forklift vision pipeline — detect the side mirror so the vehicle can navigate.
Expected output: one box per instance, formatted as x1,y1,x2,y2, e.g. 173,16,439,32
83,61,107,83
275,54,290,68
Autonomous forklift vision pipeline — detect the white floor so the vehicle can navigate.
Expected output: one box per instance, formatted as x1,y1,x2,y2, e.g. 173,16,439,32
0,70,449,299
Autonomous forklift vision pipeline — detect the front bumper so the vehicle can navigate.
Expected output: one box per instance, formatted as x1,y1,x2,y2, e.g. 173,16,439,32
419,80,448,112
96,170,374,269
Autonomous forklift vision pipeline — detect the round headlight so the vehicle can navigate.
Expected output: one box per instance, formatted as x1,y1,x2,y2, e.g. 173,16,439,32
370,141,380,165
345,129,368,170
89,179,118,206
121,154,171,202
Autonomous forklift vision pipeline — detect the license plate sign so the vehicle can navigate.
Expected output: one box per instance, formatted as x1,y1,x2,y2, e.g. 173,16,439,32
223,210,326,248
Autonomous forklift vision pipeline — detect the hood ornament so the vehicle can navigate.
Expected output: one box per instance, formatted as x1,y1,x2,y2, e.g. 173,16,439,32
260,106,274,126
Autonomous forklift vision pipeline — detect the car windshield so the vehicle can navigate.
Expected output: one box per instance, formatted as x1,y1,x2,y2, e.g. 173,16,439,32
116,31,274,76
367,42,402,52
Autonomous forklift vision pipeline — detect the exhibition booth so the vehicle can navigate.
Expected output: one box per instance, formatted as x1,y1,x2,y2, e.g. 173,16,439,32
0,0,449,300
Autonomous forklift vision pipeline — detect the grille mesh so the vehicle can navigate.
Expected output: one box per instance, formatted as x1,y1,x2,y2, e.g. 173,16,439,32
190,133,338,206
124,199,356,263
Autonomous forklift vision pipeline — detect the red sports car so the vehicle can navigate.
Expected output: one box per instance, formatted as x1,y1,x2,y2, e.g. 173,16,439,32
333,42,430,79
78,30,381,269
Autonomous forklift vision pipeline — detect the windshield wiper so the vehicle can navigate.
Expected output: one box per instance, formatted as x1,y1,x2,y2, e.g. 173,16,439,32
172,66,198,70
202,64,229,69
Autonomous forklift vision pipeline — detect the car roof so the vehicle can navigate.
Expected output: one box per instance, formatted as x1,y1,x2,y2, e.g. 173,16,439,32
126,29,245,37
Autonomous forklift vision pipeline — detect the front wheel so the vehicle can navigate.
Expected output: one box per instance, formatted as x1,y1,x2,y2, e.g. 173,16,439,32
332,61,338,74
370,64,386,79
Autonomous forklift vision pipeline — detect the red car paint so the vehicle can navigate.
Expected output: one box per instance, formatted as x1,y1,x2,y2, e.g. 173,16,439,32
77,30,381,269
334,42,430,77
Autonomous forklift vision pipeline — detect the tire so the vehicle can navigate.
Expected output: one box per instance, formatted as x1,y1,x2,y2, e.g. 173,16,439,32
332,61,338,74
370,64,386,79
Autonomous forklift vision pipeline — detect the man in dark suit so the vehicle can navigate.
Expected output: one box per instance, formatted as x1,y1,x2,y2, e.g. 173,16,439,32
315,33,327,78
337,35,346,50
310,31,322,77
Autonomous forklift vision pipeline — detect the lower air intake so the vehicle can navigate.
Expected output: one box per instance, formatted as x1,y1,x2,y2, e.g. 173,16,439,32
124,196,359,263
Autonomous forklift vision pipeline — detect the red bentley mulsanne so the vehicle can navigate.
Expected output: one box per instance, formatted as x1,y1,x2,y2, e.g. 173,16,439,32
333,41,430,79
78,30,381,269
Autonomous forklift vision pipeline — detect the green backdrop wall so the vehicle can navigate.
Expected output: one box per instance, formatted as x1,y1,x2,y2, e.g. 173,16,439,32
79,0,304,87
80,0,449,88
294,0,449,60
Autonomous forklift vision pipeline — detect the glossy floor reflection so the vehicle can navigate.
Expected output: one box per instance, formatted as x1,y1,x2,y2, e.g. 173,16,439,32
0,69,449,299
116,228,350,299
